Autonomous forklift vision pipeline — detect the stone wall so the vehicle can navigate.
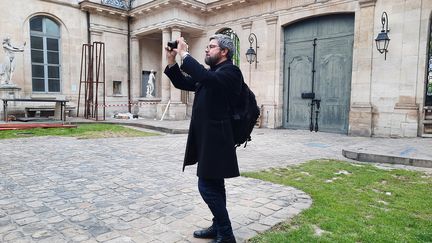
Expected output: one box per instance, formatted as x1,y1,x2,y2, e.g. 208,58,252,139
0,0,86,109
0,0,430,137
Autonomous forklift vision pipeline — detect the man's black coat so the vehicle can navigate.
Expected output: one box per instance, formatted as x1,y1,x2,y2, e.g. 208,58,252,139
164,55,242,179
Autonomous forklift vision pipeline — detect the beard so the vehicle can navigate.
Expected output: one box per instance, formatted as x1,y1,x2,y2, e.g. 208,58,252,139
205,54,220,67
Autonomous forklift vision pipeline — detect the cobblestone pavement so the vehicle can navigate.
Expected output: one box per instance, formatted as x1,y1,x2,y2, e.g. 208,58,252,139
237,129,432,172
0,131,312,243
1,127,431,243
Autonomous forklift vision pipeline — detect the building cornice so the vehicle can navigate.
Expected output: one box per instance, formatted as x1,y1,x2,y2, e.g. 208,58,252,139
265,15,278,25
80,0,262,18
40,0,80,8
131,0,259,15
206,0,259,13
206,0,355,29
130,0,172,17
80,0,356,27
79,0,128,18
358,0,376,8
241,21,252,30
132,18,205,36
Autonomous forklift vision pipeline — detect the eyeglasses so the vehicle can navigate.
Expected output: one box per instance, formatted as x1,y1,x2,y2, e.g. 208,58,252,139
205,44,220,50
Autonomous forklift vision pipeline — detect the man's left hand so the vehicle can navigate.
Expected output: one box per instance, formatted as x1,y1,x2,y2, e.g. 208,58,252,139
176,37,189,58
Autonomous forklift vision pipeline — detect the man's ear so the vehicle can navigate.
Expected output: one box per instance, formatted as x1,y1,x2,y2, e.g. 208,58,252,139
220,48,229,58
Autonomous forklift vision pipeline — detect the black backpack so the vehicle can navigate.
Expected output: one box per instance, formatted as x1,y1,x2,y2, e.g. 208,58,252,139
230,81,260,148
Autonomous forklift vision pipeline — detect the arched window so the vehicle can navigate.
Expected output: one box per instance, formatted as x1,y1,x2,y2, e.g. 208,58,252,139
30,16,61,93
217,28,240,66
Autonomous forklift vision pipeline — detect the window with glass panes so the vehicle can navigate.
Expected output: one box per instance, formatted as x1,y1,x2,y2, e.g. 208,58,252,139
217,28,240,67
30,16,61,92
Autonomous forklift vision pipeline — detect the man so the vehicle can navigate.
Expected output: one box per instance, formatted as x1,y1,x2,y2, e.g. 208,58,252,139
164,34,242,243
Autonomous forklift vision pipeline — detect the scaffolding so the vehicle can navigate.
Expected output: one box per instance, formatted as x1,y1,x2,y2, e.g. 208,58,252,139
77,42,106,121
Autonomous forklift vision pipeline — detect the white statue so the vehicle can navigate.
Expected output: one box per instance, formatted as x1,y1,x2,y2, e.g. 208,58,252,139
2,37,25,85
146,70,155,98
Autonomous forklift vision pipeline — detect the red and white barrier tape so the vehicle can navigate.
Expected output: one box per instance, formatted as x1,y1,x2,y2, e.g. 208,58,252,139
89,102,160,107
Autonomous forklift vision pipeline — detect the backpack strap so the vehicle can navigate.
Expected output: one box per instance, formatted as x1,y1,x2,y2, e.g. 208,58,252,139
214,65,237,117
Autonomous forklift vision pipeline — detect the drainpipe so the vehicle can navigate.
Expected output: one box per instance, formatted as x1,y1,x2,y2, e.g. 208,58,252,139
127,0,136,113
127,16,131,113
86,11,90,44
86,11,92,117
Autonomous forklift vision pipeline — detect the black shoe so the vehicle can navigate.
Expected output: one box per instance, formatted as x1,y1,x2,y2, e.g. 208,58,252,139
210,235,236,243
193,225,217,239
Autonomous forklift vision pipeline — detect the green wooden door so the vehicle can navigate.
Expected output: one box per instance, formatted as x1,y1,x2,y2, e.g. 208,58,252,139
283,14,354,133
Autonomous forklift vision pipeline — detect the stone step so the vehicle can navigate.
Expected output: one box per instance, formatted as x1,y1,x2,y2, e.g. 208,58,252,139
342,149,432,168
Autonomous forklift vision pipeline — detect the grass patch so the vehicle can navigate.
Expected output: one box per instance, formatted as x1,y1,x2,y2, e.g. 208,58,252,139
0,123,159,139
243,160,432,243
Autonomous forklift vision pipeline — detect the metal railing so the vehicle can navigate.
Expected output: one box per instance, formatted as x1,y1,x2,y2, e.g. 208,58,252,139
101,0,128,9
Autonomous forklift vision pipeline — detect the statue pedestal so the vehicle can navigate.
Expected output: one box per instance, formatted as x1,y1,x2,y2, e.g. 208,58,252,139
0,85,21,119
0,84,21,99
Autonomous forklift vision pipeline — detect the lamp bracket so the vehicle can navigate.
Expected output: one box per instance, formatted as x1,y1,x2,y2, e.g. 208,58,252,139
381,11,389,33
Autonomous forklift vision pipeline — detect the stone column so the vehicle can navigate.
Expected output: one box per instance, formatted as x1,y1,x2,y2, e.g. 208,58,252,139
170,27,182,103
348,0,376,136
265,16,278,59
157,27,186,120
161,28,171,102
130,36,140,98
241,21,252,86
157,28,172,119
391,0,421,137
262,16,279,128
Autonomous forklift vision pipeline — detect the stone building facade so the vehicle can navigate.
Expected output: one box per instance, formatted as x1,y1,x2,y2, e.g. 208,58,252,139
1,0,431,138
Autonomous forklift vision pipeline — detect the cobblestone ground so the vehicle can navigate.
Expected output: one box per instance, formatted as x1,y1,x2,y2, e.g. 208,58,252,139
0,132,312,243
2,128,430,243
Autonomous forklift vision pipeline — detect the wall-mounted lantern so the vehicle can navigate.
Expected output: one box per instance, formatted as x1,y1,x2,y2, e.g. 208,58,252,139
246,33,258,69
375,11,390,60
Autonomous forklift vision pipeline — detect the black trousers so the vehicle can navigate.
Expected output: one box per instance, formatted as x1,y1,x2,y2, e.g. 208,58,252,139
198,177,234,237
